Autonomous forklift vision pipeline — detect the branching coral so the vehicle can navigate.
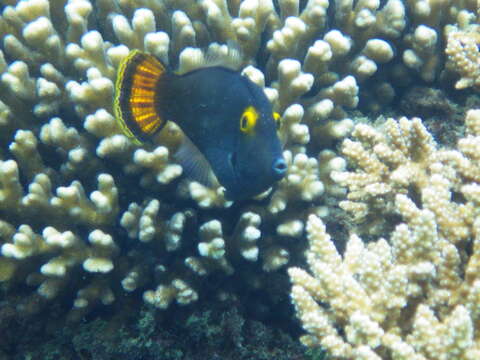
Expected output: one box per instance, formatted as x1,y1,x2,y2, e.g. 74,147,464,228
0,0,477,328
331,116,439,234
0,0,342,315
289,109,480,359
446,25,480,89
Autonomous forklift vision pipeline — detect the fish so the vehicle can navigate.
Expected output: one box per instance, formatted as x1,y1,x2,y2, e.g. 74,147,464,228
113,50,287,200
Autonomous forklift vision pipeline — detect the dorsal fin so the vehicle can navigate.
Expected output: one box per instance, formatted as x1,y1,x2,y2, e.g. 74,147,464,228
204,42,243,70
114,50,168,144
176,42,243,75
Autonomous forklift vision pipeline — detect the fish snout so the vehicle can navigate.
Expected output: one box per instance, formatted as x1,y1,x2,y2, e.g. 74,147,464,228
272,157,287,180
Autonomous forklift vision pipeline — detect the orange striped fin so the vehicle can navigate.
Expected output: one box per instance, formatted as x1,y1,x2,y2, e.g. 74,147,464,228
114,50,167,144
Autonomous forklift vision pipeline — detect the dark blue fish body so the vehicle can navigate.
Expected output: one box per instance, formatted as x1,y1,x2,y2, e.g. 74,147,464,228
114,50,287,200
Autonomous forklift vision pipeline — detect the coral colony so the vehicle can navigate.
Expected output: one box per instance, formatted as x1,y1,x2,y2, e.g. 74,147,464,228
0,0,479,358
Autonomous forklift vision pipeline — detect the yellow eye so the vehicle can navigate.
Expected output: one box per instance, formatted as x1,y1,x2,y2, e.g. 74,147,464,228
273,112,281,129
240,106,258,133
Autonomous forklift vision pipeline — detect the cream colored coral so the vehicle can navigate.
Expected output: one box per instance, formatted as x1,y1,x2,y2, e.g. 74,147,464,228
187,181,233,209
138,199,160,242
232,211,262,261
198,220,225,260
10,130,45,179
111,8,156,51
275,59,314,112
267,0,330,66
0,160,22,208
40,117,80,153
39,227,82,277
403,25,439,81
66,30,115,78
84,109,118,138
290,110,480,359
66,66,114,118
95,134,132,158
277,219,304,238
167,11,195,62
289,212,480,359
143,278,198,309
279,103,310,148
82,229,118,273
40,117,89,175
120,199,189,251
121,266,144,292
164,211,188,251
318,75,359,110
350,38,395,80
267,16,307,59
120,199,161,243
119,202,143,239
331,117,438,229
303,40,334,83
446,27,480,89
51,173,118,225
1,61,36,101
232,0,275,58
334,111,480,237
269,151,324,214
1,0,475,322
1,225,45,260
133,146,183,186
196,219,233,274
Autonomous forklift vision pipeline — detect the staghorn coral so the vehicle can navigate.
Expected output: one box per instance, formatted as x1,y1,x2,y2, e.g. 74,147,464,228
289,109,480,359
331,115,440,235
331,108,480,238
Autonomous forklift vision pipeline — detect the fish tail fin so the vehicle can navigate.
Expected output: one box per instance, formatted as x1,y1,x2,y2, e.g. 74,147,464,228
114,50,168,144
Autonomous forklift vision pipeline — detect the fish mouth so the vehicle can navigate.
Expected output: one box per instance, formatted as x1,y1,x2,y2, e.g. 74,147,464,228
225,154,272,200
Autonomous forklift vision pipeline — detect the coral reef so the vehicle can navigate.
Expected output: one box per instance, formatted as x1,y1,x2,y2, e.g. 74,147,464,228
289,109,480,359
0,0,479,357
0,0,350,318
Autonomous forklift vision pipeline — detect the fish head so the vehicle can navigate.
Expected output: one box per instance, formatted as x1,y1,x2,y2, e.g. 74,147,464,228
222,78,287,200
181,68,287,201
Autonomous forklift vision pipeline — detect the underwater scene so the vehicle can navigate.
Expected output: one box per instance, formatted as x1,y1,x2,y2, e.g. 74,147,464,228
0,0,479,358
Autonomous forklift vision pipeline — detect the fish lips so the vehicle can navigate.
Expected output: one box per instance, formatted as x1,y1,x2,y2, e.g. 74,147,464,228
207,148,282,201
223,153,279,201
